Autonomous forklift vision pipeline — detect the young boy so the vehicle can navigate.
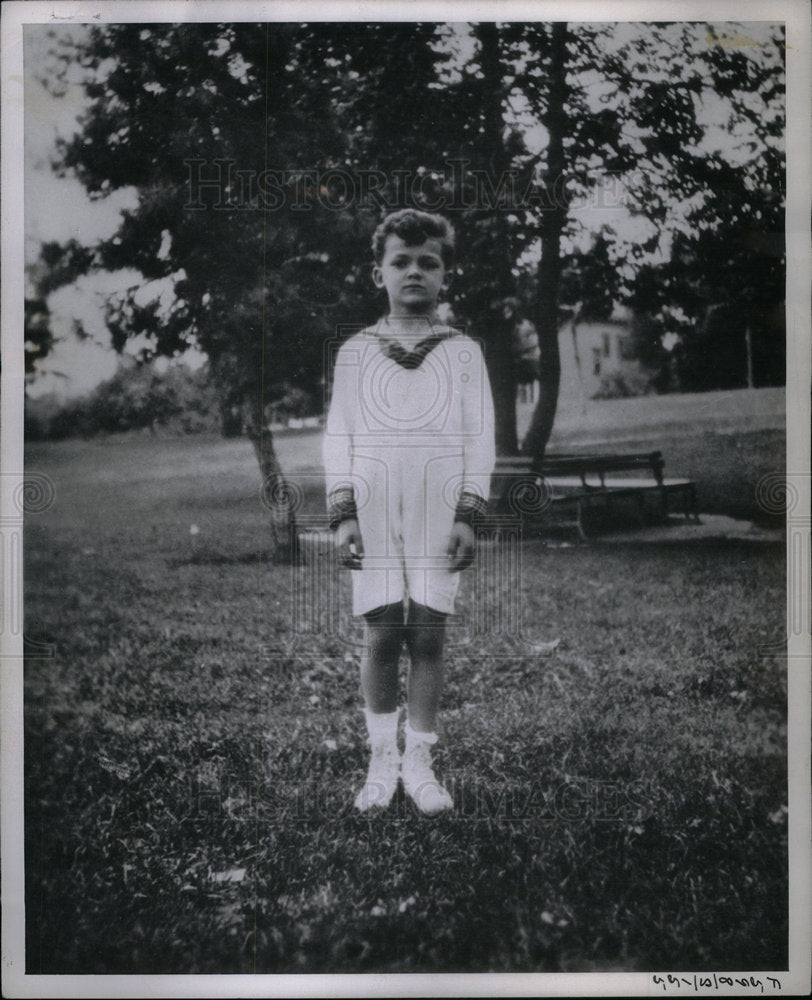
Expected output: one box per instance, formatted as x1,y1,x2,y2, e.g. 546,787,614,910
323,209,495,815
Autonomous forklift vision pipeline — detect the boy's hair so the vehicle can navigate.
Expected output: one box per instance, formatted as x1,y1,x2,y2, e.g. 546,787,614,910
372,209,455,267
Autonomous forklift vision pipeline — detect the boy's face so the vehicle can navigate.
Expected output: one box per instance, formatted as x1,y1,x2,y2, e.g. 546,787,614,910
372,235,446,315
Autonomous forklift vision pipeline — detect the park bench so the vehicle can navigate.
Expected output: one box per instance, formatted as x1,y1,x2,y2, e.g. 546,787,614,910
491,451,699,541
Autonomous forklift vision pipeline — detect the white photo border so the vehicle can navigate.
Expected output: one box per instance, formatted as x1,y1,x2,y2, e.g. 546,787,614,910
2,1,809,997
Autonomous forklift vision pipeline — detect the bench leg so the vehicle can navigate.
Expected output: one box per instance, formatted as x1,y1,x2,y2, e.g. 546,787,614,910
675,484,700,523
689,484,700,523
635,491,647,526
658,486,669,520
659,484,700,523
575,499,589,543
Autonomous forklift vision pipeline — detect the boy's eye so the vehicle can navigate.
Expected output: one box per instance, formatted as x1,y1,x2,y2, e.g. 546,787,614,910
389,257,440,269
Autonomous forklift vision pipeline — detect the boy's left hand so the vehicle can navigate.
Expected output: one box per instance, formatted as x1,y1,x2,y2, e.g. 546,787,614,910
446,521,475,572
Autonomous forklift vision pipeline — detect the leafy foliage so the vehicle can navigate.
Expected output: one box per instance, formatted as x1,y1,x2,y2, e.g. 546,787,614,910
508,21,785,416
25,362,222,439
53,25,357,402
24,297,55,376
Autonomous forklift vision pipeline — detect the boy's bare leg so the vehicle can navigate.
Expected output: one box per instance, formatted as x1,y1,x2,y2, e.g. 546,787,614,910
404,599,446,731
403,600,453,814
360,601,404,713
354,602,404,811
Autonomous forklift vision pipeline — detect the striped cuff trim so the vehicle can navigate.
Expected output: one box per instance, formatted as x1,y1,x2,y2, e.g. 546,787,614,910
327,486,358,531
453,490,488,527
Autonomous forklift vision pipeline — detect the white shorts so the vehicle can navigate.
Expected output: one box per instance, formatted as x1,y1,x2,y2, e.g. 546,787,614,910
350,445,462,617
351,554,461,617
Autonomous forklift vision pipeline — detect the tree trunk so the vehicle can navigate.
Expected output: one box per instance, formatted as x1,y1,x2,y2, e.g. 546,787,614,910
522,23,569,464
745,322,754,388
480,314,519,456
474,23,519,457
242,391,299,564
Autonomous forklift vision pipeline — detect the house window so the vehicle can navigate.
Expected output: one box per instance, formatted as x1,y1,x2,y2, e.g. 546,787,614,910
602,332,611,357
592,347,602,376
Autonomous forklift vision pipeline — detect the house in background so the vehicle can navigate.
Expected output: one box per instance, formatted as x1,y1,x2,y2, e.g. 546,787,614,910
559,305,643,404
516,305,648,410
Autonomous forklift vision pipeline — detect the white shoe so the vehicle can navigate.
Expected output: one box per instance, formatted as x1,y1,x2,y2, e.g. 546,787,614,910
354,743,400,811
402,740,453,815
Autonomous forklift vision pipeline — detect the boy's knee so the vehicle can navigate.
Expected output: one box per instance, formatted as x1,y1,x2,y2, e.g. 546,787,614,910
364,602,405,655
406,601,446,658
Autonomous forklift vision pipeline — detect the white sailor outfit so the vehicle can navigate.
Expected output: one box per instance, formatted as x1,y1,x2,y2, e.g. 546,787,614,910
323,321,496,616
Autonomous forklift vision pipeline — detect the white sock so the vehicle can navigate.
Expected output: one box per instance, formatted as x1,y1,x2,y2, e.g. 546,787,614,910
404,720,438,749
402,720,452,815
364,708,399,747
355,708,400,812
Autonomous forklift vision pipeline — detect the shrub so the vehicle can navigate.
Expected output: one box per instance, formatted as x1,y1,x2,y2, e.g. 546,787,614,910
25,363,223,439
592,369,654,399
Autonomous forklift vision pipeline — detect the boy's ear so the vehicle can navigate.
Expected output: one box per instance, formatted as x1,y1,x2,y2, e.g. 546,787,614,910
372,264,385,288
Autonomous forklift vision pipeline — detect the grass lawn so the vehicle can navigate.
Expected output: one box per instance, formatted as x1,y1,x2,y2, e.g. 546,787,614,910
23,417,787,974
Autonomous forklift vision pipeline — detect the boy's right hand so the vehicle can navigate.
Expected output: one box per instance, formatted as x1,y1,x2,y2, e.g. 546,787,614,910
336,518,364,570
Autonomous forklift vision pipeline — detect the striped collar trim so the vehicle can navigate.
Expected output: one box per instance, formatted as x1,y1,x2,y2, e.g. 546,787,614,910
369,322,457,370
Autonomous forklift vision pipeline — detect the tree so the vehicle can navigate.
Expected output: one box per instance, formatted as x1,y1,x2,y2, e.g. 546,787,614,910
43,23,366,560
24,297,54,376
500,20,785,459
448,23,525,456
513,23,569,460
630,219,785,393
295,23,530,455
